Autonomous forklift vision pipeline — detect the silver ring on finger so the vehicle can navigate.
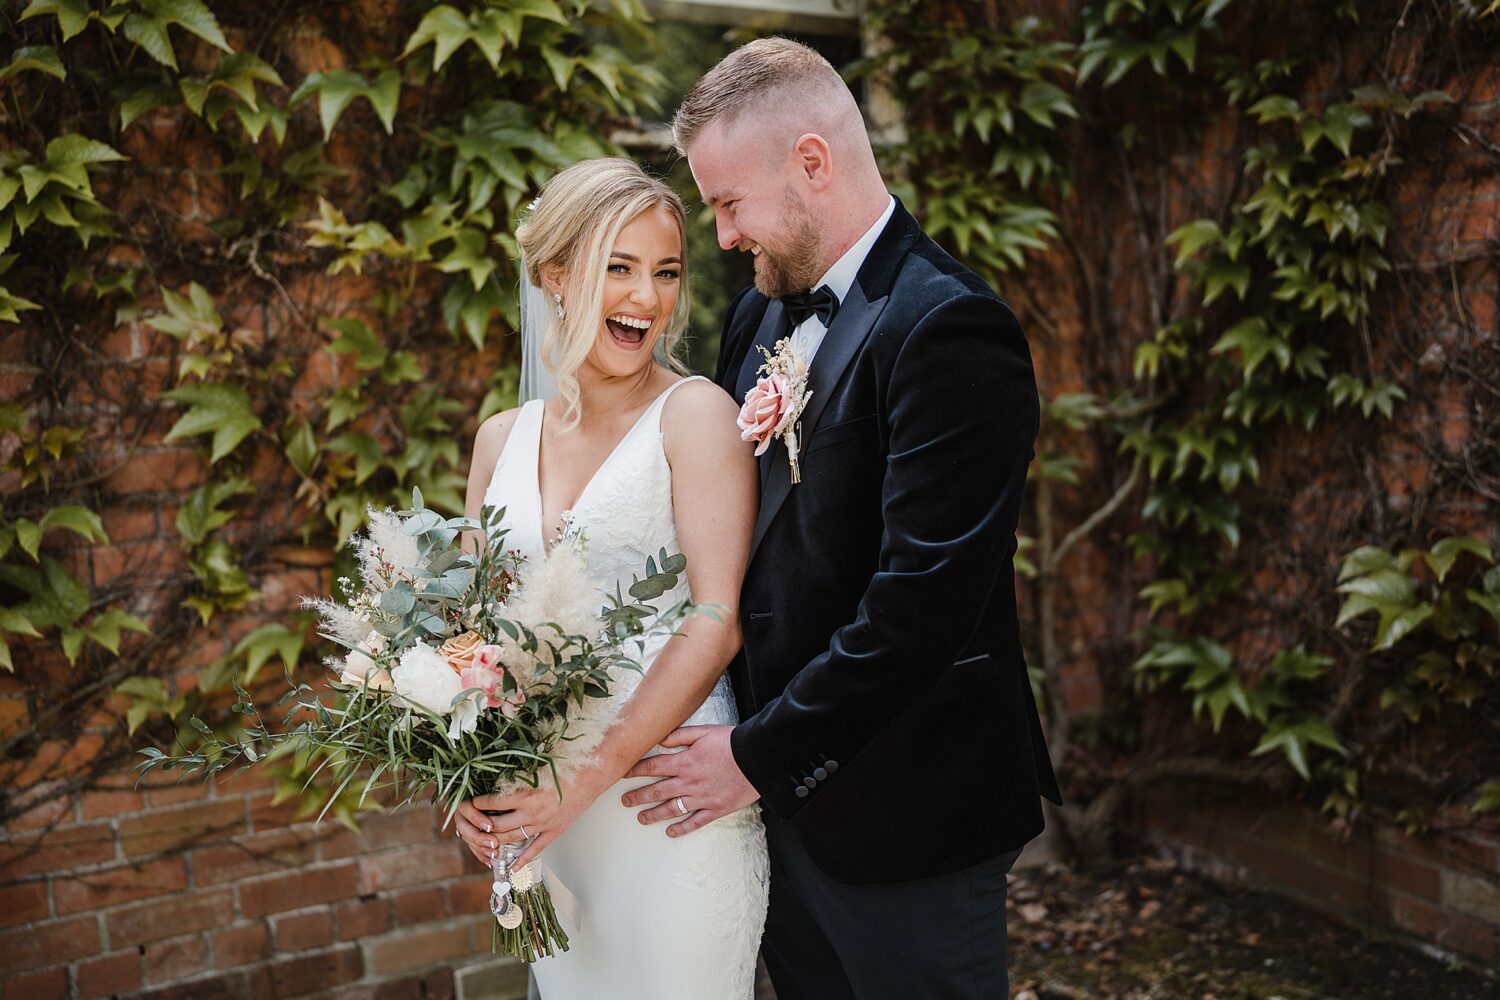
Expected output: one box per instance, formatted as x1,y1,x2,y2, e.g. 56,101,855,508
673,796,689,817
519,824,530,840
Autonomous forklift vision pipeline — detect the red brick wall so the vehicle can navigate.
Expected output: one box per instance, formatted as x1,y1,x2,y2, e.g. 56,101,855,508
0,777,527,998
0,13,523,994
1139,796,1500,969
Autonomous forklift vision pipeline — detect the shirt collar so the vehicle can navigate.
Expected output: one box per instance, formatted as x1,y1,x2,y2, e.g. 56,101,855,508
815,195,896,304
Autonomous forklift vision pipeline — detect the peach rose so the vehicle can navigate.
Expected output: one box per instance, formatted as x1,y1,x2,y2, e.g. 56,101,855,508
460,664,526,718
439,631,485,673
339,648,393,693
737,374,794,456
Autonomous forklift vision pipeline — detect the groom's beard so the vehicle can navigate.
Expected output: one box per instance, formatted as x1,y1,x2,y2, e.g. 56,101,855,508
752,187,824,300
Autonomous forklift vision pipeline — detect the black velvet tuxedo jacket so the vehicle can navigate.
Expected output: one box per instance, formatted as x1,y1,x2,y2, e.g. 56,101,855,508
715,201,1062,886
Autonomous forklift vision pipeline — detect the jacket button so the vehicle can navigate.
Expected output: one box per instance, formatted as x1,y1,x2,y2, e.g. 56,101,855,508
794,786,810,798
802,777,817,789
824,760,839,773
813,767,828,781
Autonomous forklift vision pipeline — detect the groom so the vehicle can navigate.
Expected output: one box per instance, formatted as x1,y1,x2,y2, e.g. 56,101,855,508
622,38,1061,998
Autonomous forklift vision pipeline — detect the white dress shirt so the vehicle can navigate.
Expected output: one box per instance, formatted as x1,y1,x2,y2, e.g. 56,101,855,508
791,196,897,364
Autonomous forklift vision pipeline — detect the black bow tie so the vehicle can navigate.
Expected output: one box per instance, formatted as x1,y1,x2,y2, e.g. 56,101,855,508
779,285,839,329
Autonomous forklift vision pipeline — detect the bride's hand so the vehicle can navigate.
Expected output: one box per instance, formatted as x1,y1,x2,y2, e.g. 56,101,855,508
452,779,597,870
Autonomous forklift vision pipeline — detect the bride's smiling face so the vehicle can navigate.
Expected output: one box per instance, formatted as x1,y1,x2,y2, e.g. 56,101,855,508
585,206,683,379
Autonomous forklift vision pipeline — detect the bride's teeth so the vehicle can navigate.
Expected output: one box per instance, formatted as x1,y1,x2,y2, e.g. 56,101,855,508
608,315,651,330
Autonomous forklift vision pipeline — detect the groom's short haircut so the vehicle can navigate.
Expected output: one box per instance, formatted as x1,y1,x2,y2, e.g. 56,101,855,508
672,37,861,156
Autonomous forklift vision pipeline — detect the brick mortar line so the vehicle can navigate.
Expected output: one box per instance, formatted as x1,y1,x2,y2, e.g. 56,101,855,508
1225,816,1440,898
1160,825,1497,928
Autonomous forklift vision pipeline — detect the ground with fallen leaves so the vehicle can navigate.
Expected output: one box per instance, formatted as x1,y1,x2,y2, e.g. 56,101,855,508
1007,858,1497,999
751,856,1495,998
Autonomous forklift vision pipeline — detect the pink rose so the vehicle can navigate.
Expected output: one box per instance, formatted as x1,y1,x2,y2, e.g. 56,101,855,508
460,664,526,718
738,374,794,456
472,643,504,671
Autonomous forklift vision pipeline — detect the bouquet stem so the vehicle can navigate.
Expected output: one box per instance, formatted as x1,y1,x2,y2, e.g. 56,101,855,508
489,845,569,962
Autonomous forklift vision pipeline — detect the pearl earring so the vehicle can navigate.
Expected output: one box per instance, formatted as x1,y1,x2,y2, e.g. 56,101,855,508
553,292,564,320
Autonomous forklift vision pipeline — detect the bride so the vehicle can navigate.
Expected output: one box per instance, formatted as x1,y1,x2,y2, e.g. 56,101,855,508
451,158,769,998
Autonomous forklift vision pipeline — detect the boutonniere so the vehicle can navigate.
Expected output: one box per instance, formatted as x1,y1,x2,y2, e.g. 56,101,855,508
737,336,813,484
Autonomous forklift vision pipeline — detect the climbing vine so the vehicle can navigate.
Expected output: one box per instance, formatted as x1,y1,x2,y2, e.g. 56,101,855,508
863,0,1499,856
0,0,663,824
3,0,1496,857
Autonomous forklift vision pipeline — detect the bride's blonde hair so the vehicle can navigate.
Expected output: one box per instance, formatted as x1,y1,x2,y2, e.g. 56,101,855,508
516,158,691,428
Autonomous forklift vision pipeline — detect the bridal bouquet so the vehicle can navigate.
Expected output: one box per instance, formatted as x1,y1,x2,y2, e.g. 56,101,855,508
138,489,698,962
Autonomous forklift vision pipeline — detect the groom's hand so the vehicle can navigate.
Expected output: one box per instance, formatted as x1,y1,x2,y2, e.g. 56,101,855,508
621,725,759,837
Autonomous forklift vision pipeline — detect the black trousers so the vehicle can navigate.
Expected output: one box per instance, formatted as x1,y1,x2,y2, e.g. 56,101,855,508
761,816,1022,1000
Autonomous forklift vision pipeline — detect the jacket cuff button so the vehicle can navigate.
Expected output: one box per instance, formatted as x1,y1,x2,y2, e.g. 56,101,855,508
813,767,828,781
824,760,839,773
794,786,810,798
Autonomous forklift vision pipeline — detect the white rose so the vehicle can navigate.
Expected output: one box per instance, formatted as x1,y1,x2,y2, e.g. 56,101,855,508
392,643,463,717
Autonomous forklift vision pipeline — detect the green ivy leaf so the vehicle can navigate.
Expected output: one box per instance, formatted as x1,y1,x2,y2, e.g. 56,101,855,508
0,288,43,324
434,227,497,290
0,46,68,82
15,519,43,560
0,556,90,631
121,0,232,71
186,538,257,621
1165,218,1222,268
367,69,400,134
1247,94,1301,123
176,478,254,545
541,44,575,91
283,417,319,478
162,383,262,463
0,606,44,640
117,77,181,130
179,51,284,117
324,316,385,370
87,608,151,654
1426,535,1493,584
402,4,472,71
39,505,109,546
290,69,400,139
231,622,305,683
36,135,127,196
327,431,385,485
1017,80,1077,128
1210,317,1291,377
1251,716,1346,780
20,0,94,42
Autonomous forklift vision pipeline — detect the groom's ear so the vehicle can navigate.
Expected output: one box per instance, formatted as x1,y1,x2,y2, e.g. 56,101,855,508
793,133,833,193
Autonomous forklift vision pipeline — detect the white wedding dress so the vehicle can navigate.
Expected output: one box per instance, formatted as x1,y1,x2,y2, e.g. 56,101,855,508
483,376,769,999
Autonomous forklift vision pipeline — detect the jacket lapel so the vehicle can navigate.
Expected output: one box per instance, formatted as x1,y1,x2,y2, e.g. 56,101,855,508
748,278,889,560
735,299,787,400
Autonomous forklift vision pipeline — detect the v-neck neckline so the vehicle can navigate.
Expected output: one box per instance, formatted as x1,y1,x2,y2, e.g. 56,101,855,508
533,381,682,554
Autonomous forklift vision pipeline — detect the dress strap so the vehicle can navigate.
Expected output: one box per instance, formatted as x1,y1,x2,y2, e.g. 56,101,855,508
484,399,544,516
491,400,543,481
